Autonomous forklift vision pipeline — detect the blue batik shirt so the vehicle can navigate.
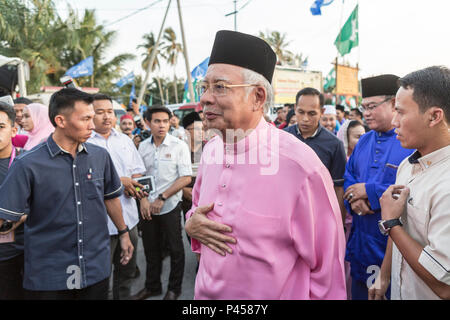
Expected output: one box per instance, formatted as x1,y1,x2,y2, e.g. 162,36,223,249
0,134,123,291
344,128,414,283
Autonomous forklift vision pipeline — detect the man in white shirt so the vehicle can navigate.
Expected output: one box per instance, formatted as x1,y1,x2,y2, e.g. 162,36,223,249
88,94,147,300
370,66,450,300
169,113,187,142
132,105,192,300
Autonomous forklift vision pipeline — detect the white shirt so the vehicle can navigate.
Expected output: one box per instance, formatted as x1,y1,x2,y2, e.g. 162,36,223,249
170,126,187,142
391,145,450,300
138,133,192,215
88,128,146,235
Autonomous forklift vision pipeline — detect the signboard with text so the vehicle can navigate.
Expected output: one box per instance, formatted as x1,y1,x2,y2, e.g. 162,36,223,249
272,67,323,105
336,64,359,96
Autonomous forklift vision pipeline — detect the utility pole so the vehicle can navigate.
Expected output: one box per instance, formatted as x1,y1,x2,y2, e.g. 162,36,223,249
177,0,195,103
234,0,237,31
225,0,238,31
136,0,172,109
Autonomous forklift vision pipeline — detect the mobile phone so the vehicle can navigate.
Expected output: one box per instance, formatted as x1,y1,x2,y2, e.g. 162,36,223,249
135,175,156,194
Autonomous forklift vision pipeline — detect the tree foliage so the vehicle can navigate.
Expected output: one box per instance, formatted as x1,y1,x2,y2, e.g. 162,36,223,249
258,30,308,68
0,0,134,94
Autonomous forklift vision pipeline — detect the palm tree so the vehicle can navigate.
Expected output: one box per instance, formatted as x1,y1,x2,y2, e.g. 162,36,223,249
58,8,135,89
0,0,67,92
258,30,293,66
0,1,135,94
162,27,183,103
137,32,165,104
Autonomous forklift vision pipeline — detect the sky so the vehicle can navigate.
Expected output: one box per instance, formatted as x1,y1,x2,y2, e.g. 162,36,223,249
55,0,450,83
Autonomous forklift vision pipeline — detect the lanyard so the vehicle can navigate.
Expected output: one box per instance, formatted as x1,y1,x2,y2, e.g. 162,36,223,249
8,147,16,169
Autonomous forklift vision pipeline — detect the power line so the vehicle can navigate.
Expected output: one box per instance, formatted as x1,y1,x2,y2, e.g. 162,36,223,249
103,0,164,27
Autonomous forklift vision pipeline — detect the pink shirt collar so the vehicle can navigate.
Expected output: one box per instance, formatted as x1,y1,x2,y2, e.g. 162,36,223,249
221,116,268,155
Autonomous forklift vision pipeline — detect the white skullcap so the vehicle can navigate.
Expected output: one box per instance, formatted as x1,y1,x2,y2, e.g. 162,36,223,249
323,105,336,115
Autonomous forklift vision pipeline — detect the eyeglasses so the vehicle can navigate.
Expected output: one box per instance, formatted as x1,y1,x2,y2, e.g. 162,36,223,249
358,97,392,113
196,81,259,97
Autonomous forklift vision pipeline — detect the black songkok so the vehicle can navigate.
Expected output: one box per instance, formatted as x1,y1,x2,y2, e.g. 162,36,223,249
361,74,400,98
208,30,277,83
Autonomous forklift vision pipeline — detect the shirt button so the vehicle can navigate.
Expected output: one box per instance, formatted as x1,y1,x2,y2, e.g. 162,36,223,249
79,256,83,259
374,160,378,163
75,182,79,186
377,141,381,144
79,239,82,243
217,202,223,206
73,165,76,168
225,164,231,168
222,184,226,188
79,221,82,225
376,150,379,154
77,201,81,205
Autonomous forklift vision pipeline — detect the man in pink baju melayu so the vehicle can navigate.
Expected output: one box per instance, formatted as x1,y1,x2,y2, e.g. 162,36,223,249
185,30,346,300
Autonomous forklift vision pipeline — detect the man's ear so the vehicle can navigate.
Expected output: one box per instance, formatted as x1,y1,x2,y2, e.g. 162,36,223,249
11,125,17,138
253,86,267,111
390,97,396,111
428,107,445,127
54,114,66,129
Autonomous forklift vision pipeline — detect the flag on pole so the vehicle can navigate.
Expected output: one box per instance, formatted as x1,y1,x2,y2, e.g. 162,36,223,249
324,68,336,91
310,0,334,16
334,5,359,56
183,57,210,102
65,56,94,78
116,72,135,88
128,83,136,110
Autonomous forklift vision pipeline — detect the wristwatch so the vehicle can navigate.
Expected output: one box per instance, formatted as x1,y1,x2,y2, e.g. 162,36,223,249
158,193,167,201
118,225,130,236
378,218,403,236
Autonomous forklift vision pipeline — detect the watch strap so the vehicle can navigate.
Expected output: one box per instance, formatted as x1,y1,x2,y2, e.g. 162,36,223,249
118,225,130,236
384,218,403,229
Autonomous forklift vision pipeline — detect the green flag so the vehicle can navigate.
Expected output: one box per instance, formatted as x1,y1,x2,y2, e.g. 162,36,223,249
334,5,358,56
324,67,336,91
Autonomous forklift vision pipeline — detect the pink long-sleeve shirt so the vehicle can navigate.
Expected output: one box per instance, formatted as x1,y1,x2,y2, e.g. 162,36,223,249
186,117,347,300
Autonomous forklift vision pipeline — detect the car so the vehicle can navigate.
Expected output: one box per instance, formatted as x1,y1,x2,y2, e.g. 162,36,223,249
165,102,202,123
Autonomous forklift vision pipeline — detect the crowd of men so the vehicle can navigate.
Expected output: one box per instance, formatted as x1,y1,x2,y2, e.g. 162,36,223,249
0,30,449,300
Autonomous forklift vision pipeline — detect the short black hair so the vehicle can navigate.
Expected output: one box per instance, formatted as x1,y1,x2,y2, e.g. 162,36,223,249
336,104,345,113
0,101,16,126
49,88,94,127
398,66,450,121
132,98,137,103
295,87,324,108
181,111,201,128
350,108,363,119
92,93,113,103
143,105,172,122
13,97,33,105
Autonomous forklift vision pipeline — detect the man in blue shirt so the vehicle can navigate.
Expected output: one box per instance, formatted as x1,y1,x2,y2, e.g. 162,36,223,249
343,75,414,300
0,88,134,300
285,87,347,223
0,101,26,300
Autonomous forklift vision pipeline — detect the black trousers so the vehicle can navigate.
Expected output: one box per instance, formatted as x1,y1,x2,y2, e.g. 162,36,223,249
140,203,185,293
0,253,24,300
24,278,109,300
